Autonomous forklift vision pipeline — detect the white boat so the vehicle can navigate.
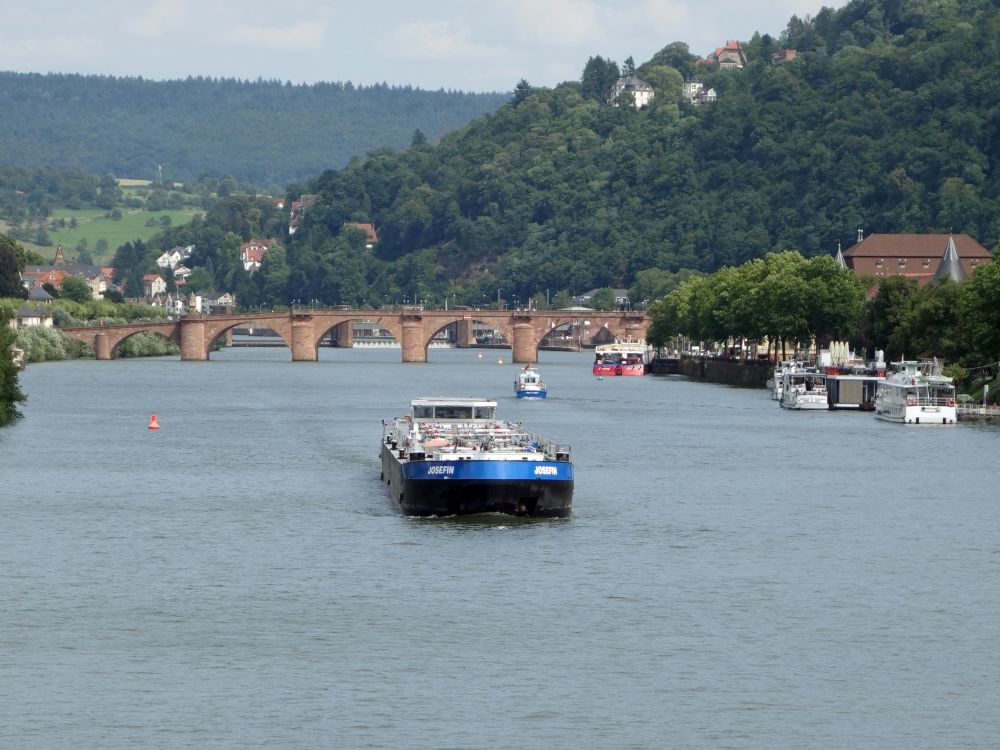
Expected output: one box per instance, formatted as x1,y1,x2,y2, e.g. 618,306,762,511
875,360,957,424
514,365,547,398
779,369,828,410
769,360,805,400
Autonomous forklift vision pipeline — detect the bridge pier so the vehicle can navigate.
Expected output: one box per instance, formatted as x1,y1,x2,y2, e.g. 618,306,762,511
455,319,476,348
401,317,427,362
291,318,318,361
333,320,353,347
94,331,111,360
180,320,208,361
511,320,538,364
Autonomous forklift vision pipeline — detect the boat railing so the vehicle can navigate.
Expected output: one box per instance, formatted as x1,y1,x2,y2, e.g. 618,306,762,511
906,394,956,407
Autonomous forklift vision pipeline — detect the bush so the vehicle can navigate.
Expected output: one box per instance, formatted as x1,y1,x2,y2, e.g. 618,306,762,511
16,326,71,362
118,332,178,357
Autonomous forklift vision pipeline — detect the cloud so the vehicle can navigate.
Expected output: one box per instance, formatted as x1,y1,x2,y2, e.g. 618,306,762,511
376,20,504,62
505,0,603,46
121,0,194,38
228,21,327,51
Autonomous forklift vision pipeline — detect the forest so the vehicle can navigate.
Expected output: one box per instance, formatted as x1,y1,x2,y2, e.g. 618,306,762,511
259,0,1000,310
3,0,1000,322
0,73,509,188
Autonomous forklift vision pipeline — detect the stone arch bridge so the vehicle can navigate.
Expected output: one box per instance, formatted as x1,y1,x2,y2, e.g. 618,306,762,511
60,309,650,364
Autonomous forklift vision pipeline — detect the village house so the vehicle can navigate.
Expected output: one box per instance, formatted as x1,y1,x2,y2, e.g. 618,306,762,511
187,291,235,314
702,40,747,69
150,291,187,317
842,231,992,286
342,223,379,249
156,245,193,269
143,273,167,297
288,194,317,235
21,243,110,299
8,304,54,330
609,75,655,109
240,239,275,272
682,80,717,105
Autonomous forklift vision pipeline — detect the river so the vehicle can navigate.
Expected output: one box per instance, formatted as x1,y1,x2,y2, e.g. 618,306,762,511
2,347,998,749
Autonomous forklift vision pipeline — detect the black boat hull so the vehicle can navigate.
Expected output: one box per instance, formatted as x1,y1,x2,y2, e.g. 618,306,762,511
380,444,573,518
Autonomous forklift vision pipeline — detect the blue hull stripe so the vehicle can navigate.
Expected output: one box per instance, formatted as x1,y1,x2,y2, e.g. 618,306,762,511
402,460,573,482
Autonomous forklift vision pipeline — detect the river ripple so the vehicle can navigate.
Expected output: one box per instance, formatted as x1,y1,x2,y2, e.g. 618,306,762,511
2,347,998,749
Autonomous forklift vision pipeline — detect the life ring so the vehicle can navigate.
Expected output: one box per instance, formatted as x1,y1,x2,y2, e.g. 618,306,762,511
947,398,955,406
906,397,915,406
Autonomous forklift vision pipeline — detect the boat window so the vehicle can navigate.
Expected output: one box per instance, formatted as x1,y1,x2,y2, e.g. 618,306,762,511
435,405,473,420
413,405,434,418
474,406,495,420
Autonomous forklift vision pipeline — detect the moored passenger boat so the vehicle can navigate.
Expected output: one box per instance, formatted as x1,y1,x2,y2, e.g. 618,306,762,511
514,365,547,398
593,341,649,376
875,360,957,424
769,360,806,401
380,397,573,517
779,369,828,410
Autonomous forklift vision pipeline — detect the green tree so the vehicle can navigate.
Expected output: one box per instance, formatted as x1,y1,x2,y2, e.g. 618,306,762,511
185,267,214,292
960,259,1000,363
0,304,27,426
580,56,620,101
0,235,28,298
861,275,920,361
512,79,532,105
589,288,617,310
60,275,94,303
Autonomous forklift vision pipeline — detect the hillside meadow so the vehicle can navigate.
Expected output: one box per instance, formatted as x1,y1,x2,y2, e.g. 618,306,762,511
4,206,199,264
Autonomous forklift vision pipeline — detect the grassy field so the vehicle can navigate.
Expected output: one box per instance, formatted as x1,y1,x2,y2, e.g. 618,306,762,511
3,207,200,265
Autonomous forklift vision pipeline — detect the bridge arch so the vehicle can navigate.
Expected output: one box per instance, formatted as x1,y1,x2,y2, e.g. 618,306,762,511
107,328,182,358
202,318,294,357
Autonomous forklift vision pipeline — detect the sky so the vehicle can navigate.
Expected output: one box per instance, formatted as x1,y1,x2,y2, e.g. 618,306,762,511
2,0,845,93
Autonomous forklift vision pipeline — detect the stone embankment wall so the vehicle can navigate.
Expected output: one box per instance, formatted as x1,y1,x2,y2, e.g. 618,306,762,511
676,356,770,388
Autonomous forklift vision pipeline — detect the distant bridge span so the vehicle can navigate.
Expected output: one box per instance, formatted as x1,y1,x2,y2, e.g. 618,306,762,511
59,308,650,364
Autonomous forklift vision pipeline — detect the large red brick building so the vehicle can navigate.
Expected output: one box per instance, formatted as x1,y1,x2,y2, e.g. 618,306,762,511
842,232,992,285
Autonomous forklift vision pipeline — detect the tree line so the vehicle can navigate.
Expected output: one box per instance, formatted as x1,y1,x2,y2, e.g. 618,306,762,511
0,73,509,188
646,250,1000,377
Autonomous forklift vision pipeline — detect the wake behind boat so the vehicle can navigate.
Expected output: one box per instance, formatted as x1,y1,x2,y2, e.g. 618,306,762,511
380,397,573,517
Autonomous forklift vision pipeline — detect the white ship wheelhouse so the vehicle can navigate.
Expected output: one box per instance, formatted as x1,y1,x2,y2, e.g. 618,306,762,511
410,397,497,422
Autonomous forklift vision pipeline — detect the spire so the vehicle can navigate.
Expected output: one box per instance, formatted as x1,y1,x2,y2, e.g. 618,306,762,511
53,243,65,265
931,235,965,284
856,228,863,243
834,241,847,269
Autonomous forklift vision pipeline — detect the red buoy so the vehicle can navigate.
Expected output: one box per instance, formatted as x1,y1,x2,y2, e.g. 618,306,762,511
148,413,160,430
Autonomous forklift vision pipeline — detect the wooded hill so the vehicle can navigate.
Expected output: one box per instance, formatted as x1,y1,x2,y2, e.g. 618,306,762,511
6,0,999,313
0,73,509,188
265,0,999,308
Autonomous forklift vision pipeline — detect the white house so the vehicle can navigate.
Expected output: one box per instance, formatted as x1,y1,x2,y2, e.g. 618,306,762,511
610,75,654,109
143,274,167,297
155,246,192,269
10,304,54,330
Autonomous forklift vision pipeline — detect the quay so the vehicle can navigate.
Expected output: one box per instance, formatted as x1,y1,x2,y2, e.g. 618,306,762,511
957,403,1000,421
